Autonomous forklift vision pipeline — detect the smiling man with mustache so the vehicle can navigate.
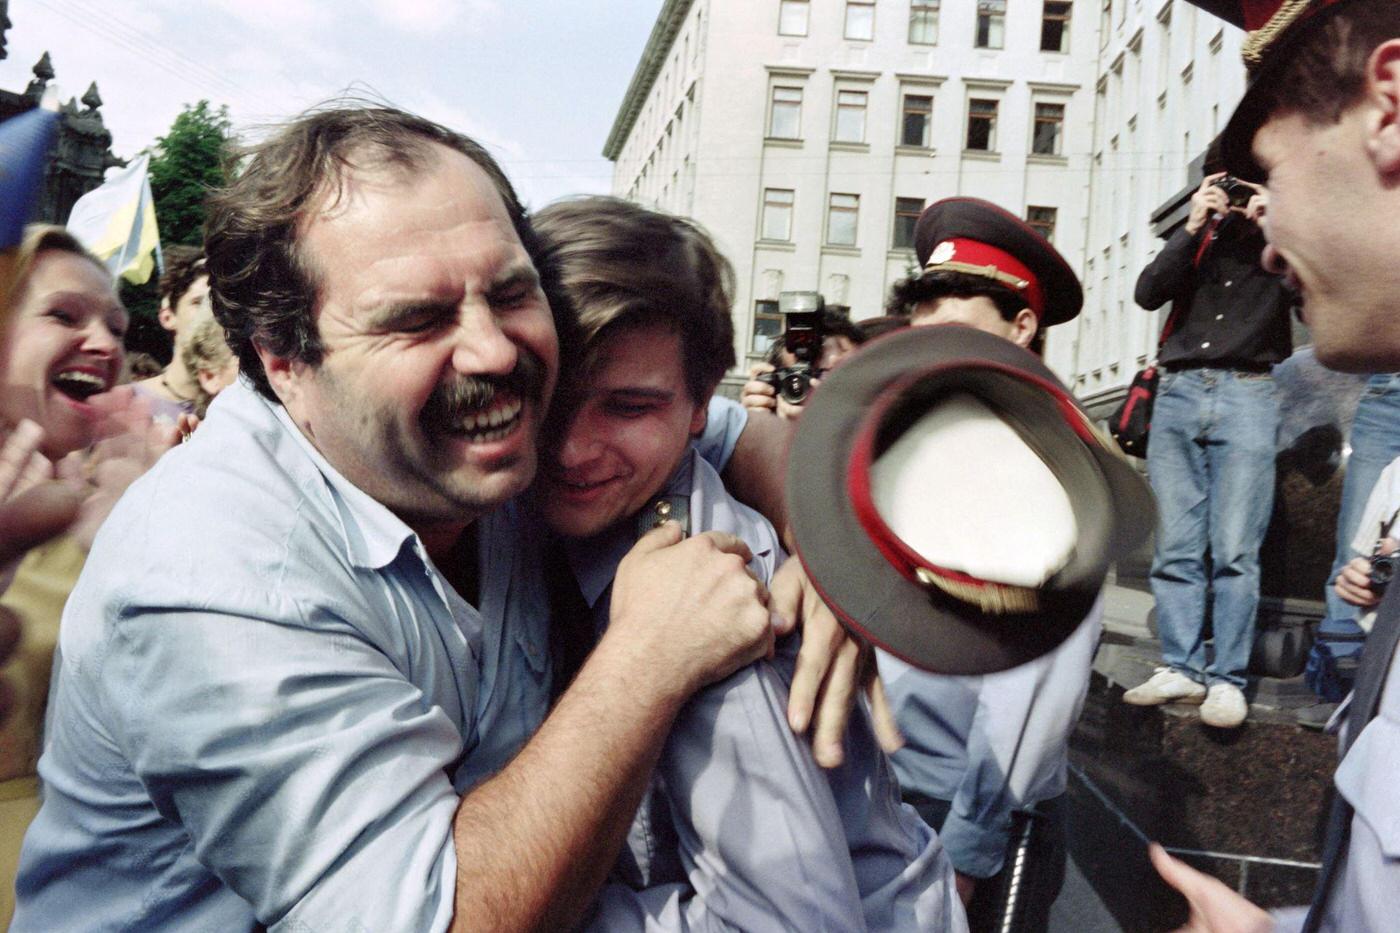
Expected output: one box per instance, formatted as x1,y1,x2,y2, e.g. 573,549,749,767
12,106,856,932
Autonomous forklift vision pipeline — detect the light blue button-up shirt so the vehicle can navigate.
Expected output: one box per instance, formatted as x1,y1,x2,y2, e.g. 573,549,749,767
570,450,967,932
14,386,750,930
878,599,1103,879
13,381,556,931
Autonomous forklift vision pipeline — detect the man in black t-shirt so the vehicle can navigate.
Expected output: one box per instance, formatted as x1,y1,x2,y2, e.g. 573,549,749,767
1123,159,1292,729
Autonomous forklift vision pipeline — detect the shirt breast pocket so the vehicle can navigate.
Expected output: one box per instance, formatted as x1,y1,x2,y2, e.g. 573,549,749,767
1335,714,1400,859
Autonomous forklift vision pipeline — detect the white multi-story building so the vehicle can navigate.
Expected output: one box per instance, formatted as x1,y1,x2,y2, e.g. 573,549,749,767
1065,0,1248,415
604,0,1100,381
605,1,1258,404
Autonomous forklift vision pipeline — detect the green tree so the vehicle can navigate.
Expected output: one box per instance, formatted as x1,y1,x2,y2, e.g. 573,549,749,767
122,101,233,360
148,100,233,248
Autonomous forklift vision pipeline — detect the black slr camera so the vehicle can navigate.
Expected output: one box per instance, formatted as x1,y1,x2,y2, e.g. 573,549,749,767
1212,175,1255,210
759,291,826,406
1367,514,1400,594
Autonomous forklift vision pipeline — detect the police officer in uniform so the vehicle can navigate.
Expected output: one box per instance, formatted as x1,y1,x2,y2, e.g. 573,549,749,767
1151,3,1400,930
879,198,1103,933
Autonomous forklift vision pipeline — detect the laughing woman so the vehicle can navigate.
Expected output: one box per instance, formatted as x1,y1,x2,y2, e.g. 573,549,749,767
0,226,178,925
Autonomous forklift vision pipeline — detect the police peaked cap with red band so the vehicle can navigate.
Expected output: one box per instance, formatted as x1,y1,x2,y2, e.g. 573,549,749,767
913,197,1084,328
1193,0,1359,182
787,325,1155,675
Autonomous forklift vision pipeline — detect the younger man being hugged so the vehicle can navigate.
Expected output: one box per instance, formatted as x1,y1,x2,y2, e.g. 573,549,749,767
532,196,962,931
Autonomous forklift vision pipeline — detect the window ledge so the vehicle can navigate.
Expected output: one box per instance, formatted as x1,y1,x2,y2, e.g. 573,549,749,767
755,240,797,252
829,141,870,153
764,137,804,149
887,248,918,261
895,144,935,156
1028,153,1069,166
962,149,1001,161
822,245,861,257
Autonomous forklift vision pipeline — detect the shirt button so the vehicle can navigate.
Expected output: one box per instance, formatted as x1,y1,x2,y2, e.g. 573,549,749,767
1224,280,1233,287
1201,341,1211,349
1215,314,1224,321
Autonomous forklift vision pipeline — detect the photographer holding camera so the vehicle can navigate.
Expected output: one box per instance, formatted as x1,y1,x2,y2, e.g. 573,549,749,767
1333,452,1400,632
1123,153,1294,729
741,296,865,420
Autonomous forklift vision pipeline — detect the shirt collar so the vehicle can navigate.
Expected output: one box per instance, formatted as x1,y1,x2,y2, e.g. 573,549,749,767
258,388,418,570
565,451,698,609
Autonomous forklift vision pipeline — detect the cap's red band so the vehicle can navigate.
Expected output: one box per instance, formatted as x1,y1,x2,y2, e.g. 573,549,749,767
845,360,1098,598
924,238,1045,318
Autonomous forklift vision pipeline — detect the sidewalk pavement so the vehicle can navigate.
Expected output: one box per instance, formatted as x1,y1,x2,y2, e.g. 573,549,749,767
1094,575,1326,725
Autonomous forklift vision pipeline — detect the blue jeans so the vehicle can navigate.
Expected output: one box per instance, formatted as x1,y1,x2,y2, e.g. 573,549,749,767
1320,373,1400,638
1148,368,1280,687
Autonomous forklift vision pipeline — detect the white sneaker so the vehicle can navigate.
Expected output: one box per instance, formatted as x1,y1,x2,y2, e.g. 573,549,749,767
1200,683,1248,728
1122,667,1207,706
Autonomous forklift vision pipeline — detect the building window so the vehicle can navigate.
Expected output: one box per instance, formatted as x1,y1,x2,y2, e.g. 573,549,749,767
1041,1,1071,51
834,90,868,143
845,0,875,41
1027,206,1057,243
975,0,1006,49
769,86,803,139
1032,102,1065,155
909,0,939,44
761,188,795,241
752,300,782,355
827,193,860,246
966,99,998,151
901,94,933,147
779,0,809,36
893,197,923,249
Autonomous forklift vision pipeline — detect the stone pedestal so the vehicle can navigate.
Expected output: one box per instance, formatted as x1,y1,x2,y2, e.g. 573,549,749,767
1068,672,1335,931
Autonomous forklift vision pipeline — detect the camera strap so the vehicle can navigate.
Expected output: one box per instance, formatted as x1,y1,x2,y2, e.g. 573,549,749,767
1192,216,1223,269
1377,508,1400,549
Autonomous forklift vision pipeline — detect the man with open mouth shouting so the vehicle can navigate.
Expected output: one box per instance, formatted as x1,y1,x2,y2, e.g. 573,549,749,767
12,104,870,932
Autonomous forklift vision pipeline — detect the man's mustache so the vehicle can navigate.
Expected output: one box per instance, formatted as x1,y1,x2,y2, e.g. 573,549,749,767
421,352,549,427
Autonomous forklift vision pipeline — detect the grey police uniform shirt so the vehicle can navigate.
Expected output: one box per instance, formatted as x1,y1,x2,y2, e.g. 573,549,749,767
877,599,1103,879
13,390,750,931
1270,645,1400,933
567,449,967,932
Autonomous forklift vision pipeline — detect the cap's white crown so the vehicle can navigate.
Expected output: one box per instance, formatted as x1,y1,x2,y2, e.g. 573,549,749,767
869,392,1076,588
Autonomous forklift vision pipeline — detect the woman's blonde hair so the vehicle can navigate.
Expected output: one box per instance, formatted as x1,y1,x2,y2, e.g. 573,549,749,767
181,308,236,418
13,224,108,288
3,224,114,336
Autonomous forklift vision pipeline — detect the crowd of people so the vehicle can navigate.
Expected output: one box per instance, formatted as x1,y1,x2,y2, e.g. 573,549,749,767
0,1,1398,930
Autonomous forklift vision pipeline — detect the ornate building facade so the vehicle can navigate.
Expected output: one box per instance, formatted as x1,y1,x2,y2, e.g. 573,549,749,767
0,2,123,225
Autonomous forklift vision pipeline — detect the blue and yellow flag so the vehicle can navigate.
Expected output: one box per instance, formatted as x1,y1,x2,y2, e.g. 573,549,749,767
66,152,161,285
0,107,60,312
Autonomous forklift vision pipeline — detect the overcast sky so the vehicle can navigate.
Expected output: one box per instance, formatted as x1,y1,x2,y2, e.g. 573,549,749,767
0,0,663,210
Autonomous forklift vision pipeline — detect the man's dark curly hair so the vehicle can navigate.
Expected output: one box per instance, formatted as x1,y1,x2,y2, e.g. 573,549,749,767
203,103,542,400
1254,1,1400,132
157,245,206,311
886,270,1043,354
